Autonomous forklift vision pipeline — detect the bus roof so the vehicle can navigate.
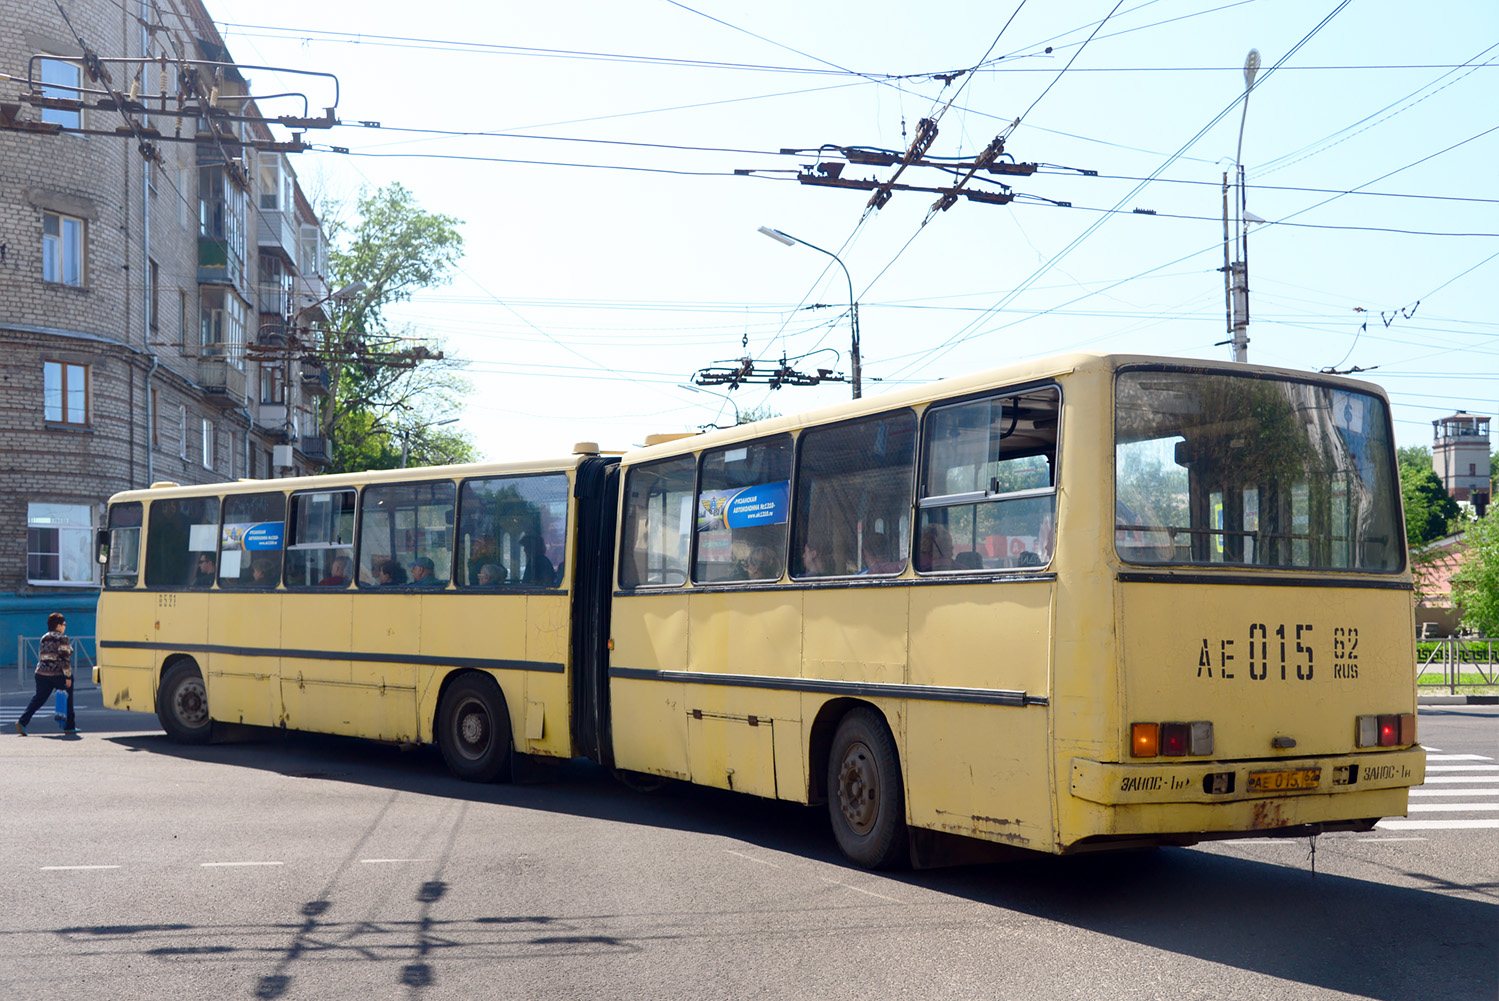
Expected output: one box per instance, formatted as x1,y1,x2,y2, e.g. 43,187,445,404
623,350,1393,463
106,452,598,506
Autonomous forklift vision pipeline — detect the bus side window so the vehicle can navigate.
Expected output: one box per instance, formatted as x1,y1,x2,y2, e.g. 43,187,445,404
358,481,456,588
219,491,286,588
286,489,357,588
791,410,917,578
105,501,143,588
619,457,695,588
143,496,221,588
694,435,792,584
919,388,1059,571
456,473,569,588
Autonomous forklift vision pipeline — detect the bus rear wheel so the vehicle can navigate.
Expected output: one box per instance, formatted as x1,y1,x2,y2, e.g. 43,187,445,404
827,707,908,869
158,661,213,744
436,675,511,782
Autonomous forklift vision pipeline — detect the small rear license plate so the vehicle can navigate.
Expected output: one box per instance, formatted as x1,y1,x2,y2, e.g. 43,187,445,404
1248,768,1322,793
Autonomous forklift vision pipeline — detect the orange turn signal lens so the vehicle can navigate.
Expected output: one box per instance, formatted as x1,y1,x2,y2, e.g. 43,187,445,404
1398,713,1416,746
1131,722,1159,758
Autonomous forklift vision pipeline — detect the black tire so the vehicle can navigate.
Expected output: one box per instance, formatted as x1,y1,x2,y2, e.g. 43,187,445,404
436,674,512,782
827,707,908,869
157,660,213,744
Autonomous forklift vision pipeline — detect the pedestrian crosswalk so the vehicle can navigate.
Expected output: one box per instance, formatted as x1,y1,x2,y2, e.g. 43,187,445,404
1377,752,1499,831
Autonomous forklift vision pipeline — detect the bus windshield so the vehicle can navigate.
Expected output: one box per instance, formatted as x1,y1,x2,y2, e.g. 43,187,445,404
1115,368,1401,571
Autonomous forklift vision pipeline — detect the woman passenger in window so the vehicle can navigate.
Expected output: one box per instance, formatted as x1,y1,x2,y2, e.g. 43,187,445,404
317,554,351,587
477,563,505,586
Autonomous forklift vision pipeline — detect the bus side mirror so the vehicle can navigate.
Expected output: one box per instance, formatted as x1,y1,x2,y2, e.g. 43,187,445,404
96,528,109,565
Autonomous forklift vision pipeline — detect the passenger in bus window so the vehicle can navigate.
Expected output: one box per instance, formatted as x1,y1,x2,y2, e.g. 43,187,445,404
377,560,407,586
799,542,827,577
745,546,777,580
251,559,276,587
477,563,504,586
918,524,959,572
860,533,904,575
519,535,554,587
193,553,216,587
318,554,351,587
410,557,441,586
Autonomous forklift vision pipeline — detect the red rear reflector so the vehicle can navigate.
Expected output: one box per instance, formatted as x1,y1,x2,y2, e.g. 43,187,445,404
1131,722,1159,757
1378,715,1399,747
1160,723,1189,756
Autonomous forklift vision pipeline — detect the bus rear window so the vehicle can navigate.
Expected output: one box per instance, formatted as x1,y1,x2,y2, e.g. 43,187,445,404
1115,370,1401,571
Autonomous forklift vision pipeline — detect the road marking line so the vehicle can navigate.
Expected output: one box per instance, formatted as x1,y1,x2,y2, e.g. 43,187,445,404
1419,776,1499,784
722,850,780,868
359,858,434,864
820,878,901,902
201,861,284,867
1410,788,1499,797
1424,754,1495,762
1358,837,1426,842
1423,765,1499,772
1376,819,1499,830
1407,803,1499,813
40,865,121,871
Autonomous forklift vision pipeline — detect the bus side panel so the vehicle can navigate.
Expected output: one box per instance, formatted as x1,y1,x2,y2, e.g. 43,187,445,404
280,594,354,733
905,581,1056,848
419,593,532,745
157,592,209,707
524,593,574,757
96,591,156,712
609,594,690,780
801,586,909,685
207,592,282,727
347,593,420,743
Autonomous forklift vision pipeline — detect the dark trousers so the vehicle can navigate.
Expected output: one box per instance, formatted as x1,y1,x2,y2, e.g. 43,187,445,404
19,673,73,729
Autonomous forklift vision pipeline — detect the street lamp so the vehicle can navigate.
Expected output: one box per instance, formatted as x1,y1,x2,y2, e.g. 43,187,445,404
758,226,862,399
1223,49,1259,364
678,382,740,427
400,416,458,468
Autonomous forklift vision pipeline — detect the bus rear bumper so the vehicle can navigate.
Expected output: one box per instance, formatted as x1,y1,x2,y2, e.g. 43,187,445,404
1070,747,1426,808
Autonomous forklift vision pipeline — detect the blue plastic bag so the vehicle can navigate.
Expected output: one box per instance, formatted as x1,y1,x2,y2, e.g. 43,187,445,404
53,688,67,728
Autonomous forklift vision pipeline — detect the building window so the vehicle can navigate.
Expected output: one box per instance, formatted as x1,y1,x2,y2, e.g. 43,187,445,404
202,418,215,469
39,58,81,129
42,211,84,286
43,360,88,425
27,502,96,585
147,258,159,330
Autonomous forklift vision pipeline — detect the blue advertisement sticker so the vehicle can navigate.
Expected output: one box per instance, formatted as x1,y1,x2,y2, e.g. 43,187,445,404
242,523,285,551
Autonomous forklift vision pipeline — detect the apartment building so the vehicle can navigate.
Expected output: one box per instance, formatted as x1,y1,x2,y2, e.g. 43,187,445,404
0,0,333,664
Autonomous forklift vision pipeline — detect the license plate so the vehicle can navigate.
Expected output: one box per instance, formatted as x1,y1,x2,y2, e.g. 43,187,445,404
1248,768,1322,793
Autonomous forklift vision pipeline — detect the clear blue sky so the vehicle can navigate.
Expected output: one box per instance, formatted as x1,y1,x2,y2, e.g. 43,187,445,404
207,0,1498,459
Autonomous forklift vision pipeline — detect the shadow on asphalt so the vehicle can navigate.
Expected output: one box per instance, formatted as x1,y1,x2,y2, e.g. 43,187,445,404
103,725,1498,1001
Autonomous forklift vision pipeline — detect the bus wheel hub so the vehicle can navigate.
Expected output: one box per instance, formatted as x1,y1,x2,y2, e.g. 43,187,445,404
837,742,878,834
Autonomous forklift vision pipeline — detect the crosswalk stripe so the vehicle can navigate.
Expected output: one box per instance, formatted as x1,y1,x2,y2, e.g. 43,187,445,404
1407,803,1499,813
1376,819,1499,830
1420,775,1499,784
1423,754,1495,762
1423,765,1499,772
1409,788,1499,796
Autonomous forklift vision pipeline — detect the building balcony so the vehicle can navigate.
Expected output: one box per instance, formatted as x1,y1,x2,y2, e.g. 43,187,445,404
300,364,330,397
257,208,296,262
197,357,247,406
299,435,330,464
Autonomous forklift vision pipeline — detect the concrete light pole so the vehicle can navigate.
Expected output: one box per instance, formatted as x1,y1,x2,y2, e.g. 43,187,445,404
1223,49,1260,363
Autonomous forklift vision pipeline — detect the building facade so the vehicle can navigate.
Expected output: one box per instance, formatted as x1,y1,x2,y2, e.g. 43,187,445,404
0,0,332,665
1432,412,1491,517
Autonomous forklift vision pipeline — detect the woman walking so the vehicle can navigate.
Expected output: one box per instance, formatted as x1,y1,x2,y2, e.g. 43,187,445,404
15,612,74,735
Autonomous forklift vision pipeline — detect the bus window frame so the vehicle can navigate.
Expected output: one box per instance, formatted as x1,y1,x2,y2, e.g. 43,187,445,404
454,470,572,591
284,486,359,590
618,454,697,590
218,490,288,590
355,476,458,592
104,500,144,589
915,381,1062,575
692,432,794,586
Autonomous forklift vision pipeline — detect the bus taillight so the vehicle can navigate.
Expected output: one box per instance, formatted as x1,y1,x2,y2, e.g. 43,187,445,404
1356,713,1415,748
1131,721,1213,757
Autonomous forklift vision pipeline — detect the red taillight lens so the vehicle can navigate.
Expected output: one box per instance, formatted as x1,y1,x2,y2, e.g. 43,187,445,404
1160,723,1189,756
1131,722,1159,757
1378,715,1399,747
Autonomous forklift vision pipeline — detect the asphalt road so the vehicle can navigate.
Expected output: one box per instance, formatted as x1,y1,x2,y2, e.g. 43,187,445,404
1,687,1493,1000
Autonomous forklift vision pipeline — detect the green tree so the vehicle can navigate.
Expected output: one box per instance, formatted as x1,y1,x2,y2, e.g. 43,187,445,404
315,183,478,471
1397,446,1459,546
1450,513,1499,636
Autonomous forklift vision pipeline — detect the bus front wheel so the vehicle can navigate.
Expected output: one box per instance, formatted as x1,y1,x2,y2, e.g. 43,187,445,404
827,707,909,869
436,675,512,782
157,661,213,744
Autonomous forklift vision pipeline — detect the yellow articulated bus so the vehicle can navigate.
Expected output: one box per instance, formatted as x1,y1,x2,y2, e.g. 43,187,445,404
96,353,1424,868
